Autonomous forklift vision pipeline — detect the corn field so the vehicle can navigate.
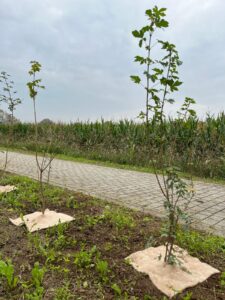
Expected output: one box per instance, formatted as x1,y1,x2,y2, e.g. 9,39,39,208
0,114,225,179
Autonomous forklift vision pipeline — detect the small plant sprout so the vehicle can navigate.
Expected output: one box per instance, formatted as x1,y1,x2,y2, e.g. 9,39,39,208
220,271,225,289
53,281,73,300
27,61,54,214
0,259,19,290
31,262,45,289
74,245,97,269
25,262,45,300
95,259,110,282
111,283,122,297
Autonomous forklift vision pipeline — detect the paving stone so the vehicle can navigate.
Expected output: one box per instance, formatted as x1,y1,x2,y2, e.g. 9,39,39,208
1,151,225,237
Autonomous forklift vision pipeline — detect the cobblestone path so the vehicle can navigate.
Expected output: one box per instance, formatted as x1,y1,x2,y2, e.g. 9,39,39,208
1,151,225,236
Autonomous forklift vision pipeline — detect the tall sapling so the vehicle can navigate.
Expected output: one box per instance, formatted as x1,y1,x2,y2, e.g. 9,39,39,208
27,61,54,214
131,6,196,264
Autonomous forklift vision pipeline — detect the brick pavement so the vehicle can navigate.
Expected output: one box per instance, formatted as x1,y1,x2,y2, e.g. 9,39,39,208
1,151,225,237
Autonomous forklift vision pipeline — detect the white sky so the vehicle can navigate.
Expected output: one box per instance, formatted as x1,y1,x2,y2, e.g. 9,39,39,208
0,0,224,122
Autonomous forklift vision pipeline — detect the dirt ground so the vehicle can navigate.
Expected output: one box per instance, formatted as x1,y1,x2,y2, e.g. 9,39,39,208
0,174,224,299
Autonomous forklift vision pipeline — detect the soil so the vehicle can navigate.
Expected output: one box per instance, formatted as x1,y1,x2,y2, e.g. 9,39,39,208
0,174,224,300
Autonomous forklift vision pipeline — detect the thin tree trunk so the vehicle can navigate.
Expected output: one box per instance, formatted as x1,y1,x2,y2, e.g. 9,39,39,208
160,50,172,124
145,29,153,126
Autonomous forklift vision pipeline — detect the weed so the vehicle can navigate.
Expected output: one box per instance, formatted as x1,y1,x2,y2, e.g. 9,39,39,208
43,186,63,204
103,207,135,230
95,259,110,282
176,229,225,257
28,223,75,265
28,232,57,264
73,245,110,283
63,253,72,264
182,292,192,299
47,222,74,250
0,190,23,209
54,281,73,300
66,196,79,209
0,259,18,289
111,283,122,297
145,236,157,248
25,289,44,300
25,262,45,300
104,242,113,251
84,214,104,227
74,245,97,269
143,216,152,223
31,262,45,288
220,271,225,289
143,296,161,300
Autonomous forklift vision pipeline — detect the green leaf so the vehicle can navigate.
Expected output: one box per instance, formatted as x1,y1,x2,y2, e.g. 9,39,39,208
138,111,146,119
134,56,145,64
140,26,150,36
132,30,141,38
167,98,175,104
174,80,183,87
159,8,167,16
130,75,141,84
156,19,169,28
145,9,153,18
153,68,164,75
111,283,122,296
185,97,196,104
188,109,196,116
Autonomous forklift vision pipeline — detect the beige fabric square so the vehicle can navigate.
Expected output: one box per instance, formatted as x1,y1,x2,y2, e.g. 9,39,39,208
10,209,74,232
126,245,219,298
0,185,16,193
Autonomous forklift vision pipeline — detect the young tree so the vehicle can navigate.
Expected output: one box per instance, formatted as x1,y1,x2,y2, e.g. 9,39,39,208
131,6,196,265
0,72,21,175
27,61,55,214
0,72,21,126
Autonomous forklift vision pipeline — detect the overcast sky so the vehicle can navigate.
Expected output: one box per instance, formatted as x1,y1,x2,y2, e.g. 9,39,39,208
0,0,224,122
